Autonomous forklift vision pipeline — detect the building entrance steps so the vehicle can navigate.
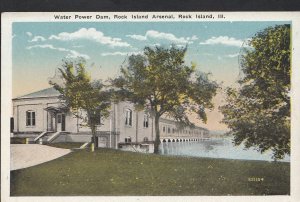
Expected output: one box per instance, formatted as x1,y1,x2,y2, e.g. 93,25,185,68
34,131,49,142
79,142,90,149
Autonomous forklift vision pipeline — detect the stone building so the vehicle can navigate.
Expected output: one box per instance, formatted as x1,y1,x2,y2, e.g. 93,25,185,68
12,87,209,151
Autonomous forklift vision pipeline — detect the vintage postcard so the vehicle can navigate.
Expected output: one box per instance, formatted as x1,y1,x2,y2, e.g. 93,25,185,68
1,12,300,202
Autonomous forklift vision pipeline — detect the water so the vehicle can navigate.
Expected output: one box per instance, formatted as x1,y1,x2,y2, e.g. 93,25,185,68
159,136,290,162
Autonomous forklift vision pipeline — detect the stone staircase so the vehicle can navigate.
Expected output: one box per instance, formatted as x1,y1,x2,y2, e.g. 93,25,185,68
35,131,63,144
34,131,49,142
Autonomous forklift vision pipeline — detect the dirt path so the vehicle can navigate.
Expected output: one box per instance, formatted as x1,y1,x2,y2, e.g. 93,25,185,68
10,144,71,170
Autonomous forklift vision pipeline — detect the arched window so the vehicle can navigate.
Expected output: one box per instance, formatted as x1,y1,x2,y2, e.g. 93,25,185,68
125,137,131,143
143,137,149,142
26,110,36,126
143,114,149,128
125,109,132,126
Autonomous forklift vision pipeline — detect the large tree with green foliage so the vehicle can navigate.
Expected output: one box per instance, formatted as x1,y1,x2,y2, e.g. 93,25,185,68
112,45,218,153
220,24,290,159
49,58,111,151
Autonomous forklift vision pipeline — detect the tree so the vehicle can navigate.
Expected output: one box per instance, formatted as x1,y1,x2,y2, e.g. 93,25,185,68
219,24,290,159
112,45,218,153
49,58,111,151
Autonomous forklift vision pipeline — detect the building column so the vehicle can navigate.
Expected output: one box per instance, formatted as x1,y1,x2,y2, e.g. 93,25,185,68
135,111,138,143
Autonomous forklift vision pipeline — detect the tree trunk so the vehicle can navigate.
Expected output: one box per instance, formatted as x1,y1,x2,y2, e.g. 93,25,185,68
135,111,138,143
154,114,160,154
91,124,96,152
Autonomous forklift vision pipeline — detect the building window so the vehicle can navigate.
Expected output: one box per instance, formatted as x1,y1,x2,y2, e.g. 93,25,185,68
143,114,149,128
95,113,101,125
88,112,101,125
168,127,171,133
26,110,35,126
57,114,62,123
143,137,149,142
125,109,132,126
172,128,175,133
163,126,166,133
125,137,131,143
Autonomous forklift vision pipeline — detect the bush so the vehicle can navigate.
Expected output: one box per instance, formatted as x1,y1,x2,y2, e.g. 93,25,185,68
11,137,27,144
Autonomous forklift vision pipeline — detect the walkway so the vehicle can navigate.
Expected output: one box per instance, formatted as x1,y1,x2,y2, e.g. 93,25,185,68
10,144,71,170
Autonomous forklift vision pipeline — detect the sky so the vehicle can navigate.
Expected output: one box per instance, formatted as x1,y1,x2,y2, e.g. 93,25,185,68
12,21,290,131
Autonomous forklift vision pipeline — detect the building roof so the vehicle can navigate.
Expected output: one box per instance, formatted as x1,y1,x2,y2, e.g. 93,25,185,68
160,118,208,131
13,87,61,100
44,106,68,112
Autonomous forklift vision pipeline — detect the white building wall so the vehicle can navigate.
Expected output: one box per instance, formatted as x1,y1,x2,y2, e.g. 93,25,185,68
117,101,140,143
12,96,208,144
13,97,61,133
64,110,78,133
158,118,208,140
112,101,154,143
76,108,112,133
135,110,153,142
17,104,44,132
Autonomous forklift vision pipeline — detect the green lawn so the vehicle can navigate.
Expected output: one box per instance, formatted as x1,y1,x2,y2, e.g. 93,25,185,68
10,148,290,196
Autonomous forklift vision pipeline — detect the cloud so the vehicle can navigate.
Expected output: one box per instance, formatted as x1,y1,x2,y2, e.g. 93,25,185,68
101,51,142,56
126,34,147,41
187,35,198,41
201,52,239,59
26,32,33,37
49,28,130,47
147,30,189,43
149,43,161,47
72,45,84,48
26,44,90,60
66,50,90,60
173,44,186,48
199,36,244,47
127,30,197,44
27,44,68,51
29,36,46,42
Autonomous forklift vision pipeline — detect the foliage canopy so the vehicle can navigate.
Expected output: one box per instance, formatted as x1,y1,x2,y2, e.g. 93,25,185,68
220,24,291,159
49,59,111,149
112,45,218,153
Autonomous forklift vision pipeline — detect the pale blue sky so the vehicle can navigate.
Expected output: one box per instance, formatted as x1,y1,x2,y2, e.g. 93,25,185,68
12,21,290,130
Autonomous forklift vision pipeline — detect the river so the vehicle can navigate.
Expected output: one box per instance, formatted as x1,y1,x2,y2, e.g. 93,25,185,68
158,136,290,162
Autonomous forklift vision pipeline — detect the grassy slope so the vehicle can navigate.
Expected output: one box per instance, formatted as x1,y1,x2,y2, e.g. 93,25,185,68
10,148,290,196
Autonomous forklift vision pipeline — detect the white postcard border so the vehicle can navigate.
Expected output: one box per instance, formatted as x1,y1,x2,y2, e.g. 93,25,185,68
2,12,300,202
